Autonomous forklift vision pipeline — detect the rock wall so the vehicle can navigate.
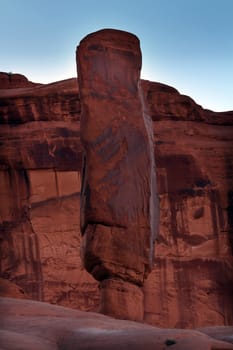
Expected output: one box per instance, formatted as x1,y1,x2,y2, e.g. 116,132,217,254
0,78,99,311
0,73,232,327
141,80,233,327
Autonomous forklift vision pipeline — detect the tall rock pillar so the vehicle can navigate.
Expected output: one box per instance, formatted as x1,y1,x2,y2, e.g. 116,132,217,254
76,29,159,321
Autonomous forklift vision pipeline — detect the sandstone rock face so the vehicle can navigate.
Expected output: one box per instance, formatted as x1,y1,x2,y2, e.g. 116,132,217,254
0,72,38,89
1,298,233,350
142,80,233,327
0,79,99,311
76,29,158,321
0,77,80,124
0,278,29,299
0,69,232,327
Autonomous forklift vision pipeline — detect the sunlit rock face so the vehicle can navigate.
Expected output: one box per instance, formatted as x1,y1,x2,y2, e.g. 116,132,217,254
76,29,159,321
0,67,233,326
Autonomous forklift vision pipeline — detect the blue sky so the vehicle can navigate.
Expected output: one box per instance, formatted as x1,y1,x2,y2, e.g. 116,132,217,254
0,0,232,111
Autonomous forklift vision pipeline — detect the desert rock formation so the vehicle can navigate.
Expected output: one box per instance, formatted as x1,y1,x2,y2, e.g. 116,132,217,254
76,29,159,321
0,72,38,89
0,67,233,327
0,76,98,311
1,297,233,350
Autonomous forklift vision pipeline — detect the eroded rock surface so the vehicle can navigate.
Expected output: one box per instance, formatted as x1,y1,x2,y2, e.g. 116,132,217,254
0,77,99,312
1,298,233,350
76,29,159,320
0,72,38,89
0,68,233,327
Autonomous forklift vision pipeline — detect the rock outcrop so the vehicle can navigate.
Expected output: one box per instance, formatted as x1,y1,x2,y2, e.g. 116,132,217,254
142,80,233,327
1,297,233,350
0,68,233,327
0,72,38,89
76,29,159,321
0,77,99,311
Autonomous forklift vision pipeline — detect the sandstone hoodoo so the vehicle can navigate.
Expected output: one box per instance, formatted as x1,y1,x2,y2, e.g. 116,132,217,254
76,29,159,321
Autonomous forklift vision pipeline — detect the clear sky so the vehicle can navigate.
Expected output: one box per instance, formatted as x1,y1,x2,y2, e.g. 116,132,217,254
0,0,232,111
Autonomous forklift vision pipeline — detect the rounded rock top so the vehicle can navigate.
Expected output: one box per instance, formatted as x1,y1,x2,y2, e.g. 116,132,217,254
78,28,140,52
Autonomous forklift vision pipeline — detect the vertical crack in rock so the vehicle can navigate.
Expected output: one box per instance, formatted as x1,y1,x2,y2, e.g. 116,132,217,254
77,29,159,321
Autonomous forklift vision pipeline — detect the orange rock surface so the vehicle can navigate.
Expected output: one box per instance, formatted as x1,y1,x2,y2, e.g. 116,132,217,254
0,297,233,350
0,70,232,327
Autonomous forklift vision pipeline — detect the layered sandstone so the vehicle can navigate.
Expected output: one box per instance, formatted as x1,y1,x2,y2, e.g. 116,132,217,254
0,69,233,327
0,76,99,311
142,80,233,327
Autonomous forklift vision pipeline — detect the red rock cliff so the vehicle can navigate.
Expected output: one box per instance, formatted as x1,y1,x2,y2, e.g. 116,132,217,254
0,72,232,327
